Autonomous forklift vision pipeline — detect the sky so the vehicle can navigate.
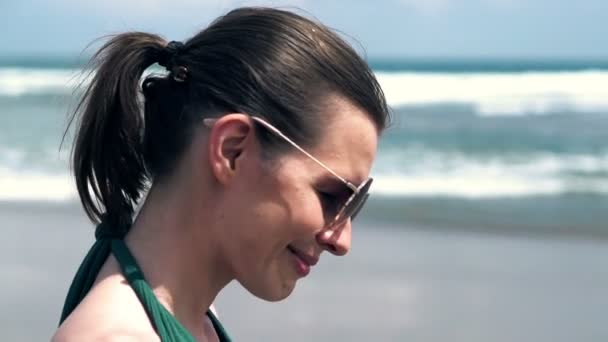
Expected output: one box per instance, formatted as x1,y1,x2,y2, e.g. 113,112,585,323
1,0,607,59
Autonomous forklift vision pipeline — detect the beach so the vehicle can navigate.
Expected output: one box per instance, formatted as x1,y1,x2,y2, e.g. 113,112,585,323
2,58,608,341
2,199,607,342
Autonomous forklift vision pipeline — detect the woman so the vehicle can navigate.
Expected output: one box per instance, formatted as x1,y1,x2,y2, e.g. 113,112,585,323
53,7,389,342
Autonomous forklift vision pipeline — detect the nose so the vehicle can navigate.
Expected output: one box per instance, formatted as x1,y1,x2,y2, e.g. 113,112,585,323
316,219,352,256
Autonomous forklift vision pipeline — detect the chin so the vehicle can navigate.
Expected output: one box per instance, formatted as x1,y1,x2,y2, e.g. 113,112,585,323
264,282,296,302
237,250,306,301
240,275,297,302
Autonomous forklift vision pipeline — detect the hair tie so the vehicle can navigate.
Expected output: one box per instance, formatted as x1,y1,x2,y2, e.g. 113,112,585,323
158,41,188,82
158,41,184,68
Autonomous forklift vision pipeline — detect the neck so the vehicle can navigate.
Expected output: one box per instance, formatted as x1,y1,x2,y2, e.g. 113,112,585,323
124,178,232,335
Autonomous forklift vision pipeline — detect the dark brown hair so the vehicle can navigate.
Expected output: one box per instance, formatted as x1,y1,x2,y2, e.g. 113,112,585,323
68,7,390,227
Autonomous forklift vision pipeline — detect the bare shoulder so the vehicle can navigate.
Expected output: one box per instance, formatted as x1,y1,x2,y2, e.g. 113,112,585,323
52,256,159,342
52,328,160,342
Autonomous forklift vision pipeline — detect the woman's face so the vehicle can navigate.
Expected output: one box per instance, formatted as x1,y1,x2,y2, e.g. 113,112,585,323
219,98,379,301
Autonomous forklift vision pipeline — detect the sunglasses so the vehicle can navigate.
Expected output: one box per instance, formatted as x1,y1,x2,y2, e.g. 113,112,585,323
204,116,373,229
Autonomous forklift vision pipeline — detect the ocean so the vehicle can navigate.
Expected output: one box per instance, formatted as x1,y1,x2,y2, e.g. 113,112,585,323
2,57,608,238
1,58,607,341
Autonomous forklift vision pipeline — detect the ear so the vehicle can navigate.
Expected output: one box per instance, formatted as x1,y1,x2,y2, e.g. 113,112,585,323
206,114,255,185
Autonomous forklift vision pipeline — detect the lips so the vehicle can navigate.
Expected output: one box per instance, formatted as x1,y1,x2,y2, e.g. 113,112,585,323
287,245,319,267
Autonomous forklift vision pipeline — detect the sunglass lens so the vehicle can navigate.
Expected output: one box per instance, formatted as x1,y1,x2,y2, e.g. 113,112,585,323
350,193,369,221
340,178,373,223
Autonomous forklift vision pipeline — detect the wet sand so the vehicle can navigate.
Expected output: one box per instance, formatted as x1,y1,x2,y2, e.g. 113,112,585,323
2,200,607,341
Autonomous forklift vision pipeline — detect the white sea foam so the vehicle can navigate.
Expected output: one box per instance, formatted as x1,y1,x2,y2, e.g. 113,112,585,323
375,70,608,115
371,149,608,197
3,66,608,200
0,167,75,201
3,67,608,116
370,171,608,198
1,150,607,201
0,68,82,96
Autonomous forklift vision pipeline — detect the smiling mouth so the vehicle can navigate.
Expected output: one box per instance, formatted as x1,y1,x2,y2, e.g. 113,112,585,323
286,245,316,277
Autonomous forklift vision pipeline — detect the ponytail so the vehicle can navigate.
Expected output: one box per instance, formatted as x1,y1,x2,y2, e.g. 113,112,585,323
69,32,166,226
67,7,391,228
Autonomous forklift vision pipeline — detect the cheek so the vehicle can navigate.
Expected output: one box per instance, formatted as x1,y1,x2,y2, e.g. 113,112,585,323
229,185,323,300
223,195,291,273
228,215,300,301
253,168,324,239
226,158,327,297
281,180,326,233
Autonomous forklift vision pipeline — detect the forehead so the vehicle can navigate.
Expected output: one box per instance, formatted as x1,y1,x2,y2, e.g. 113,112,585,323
306,97,379,184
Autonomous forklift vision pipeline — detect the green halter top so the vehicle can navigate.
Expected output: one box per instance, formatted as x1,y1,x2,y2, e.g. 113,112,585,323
59,220,232,341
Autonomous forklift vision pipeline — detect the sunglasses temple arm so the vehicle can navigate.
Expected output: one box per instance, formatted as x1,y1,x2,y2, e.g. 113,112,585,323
204,117,359,193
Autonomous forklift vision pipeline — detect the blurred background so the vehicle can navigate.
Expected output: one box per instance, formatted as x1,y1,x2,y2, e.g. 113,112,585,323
1,0,607,341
